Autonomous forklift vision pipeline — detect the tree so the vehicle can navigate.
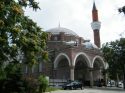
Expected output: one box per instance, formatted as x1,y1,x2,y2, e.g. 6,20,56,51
102,38,125,80
0,0,48,93
118,6,125,14
0,63,26,93
0,0,48,66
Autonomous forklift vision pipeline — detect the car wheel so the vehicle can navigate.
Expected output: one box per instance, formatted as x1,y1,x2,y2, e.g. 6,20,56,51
70,86,73,90
81,86,84,90
64,88,66,90
74,86,76,90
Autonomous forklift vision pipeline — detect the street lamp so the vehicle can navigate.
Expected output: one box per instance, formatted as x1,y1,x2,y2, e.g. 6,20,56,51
98,66,103,87
99,66,103,81
48,49,55,86
123,63,125,89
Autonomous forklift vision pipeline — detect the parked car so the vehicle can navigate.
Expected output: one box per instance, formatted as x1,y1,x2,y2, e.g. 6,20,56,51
62,81,83,90
118,81,123,88
107,80,116,87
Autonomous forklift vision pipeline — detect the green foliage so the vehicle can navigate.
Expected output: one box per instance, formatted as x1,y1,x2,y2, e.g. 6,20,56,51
38,75,49,93
0,0,48,93
0,63,27,93
0,0,48,66
118,6,125,14
101,38,125,80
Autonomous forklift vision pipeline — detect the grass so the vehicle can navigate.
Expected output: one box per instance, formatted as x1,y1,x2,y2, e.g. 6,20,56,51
46,87,61,92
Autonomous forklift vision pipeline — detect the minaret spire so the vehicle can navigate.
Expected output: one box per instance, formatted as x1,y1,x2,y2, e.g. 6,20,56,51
92,1,98,21
93,1,97,10
91,1,101,48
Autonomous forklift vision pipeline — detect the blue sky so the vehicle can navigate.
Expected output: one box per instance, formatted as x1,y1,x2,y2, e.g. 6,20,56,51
25,0,125,46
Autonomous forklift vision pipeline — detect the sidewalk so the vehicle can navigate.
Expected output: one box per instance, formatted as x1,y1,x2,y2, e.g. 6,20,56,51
86,86,125,91
45,86,125,93
46,88,125,93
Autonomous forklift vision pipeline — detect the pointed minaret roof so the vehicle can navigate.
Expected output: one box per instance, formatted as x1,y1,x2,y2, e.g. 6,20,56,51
93,1,97,10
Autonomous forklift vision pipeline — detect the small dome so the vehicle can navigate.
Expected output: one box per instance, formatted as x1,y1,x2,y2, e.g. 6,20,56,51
46,27,78,36
83,42,98,49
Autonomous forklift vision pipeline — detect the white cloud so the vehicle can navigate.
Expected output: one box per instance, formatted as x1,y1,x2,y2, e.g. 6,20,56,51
25,0,125,45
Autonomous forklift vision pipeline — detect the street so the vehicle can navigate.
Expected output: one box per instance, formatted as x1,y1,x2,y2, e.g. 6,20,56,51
50,87,125,93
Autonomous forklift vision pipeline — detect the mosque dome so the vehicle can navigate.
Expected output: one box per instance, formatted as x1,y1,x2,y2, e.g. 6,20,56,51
83,42,99,49
46,27,78,36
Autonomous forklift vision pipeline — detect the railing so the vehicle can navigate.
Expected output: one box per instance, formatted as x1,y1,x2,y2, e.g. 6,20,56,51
49,79,67,87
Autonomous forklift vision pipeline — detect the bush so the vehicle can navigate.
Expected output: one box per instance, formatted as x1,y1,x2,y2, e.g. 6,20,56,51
0,63,27,93
38,75,49,93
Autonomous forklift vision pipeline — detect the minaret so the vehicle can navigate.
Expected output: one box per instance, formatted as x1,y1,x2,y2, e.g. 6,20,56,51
91,2,101,48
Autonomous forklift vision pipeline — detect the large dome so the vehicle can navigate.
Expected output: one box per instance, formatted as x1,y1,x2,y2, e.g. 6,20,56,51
46,27,78,36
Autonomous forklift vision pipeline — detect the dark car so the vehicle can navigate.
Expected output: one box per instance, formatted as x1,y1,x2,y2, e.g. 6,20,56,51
62,81,83,90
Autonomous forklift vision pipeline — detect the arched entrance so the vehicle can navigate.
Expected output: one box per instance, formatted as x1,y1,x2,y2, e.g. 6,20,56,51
54,54,70,80
56,58,70,79
92,56,105,86
74,53,91,86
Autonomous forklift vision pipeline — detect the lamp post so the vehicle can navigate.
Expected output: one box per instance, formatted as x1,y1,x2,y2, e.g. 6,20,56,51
99,66,103,87
99,67,102,81
52,50,55,86
48,49,55,86
123,63,125,89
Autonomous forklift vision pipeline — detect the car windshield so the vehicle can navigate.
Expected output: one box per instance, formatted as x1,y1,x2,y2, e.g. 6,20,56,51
64,81,81,85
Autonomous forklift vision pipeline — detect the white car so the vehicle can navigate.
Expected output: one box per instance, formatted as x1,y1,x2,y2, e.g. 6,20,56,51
118,81,123,88
107,80,116,87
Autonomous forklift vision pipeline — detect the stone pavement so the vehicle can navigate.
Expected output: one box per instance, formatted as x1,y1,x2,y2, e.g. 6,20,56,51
48,87,125,93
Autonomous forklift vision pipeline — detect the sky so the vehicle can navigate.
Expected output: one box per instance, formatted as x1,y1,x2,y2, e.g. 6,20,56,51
25,0,125,46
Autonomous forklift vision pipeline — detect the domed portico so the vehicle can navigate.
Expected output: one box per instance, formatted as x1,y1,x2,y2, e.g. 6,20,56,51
46,25,107,86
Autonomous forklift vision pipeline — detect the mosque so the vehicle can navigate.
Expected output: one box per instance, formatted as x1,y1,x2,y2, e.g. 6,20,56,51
45,2,108,86
23,2,108,87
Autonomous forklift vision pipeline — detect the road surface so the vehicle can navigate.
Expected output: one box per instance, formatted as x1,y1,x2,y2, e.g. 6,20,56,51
50,87,125,93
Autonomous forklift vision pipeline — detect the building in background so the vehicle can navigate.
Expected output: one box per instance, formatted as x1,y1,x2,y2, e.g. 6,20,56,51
23,2,108,87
